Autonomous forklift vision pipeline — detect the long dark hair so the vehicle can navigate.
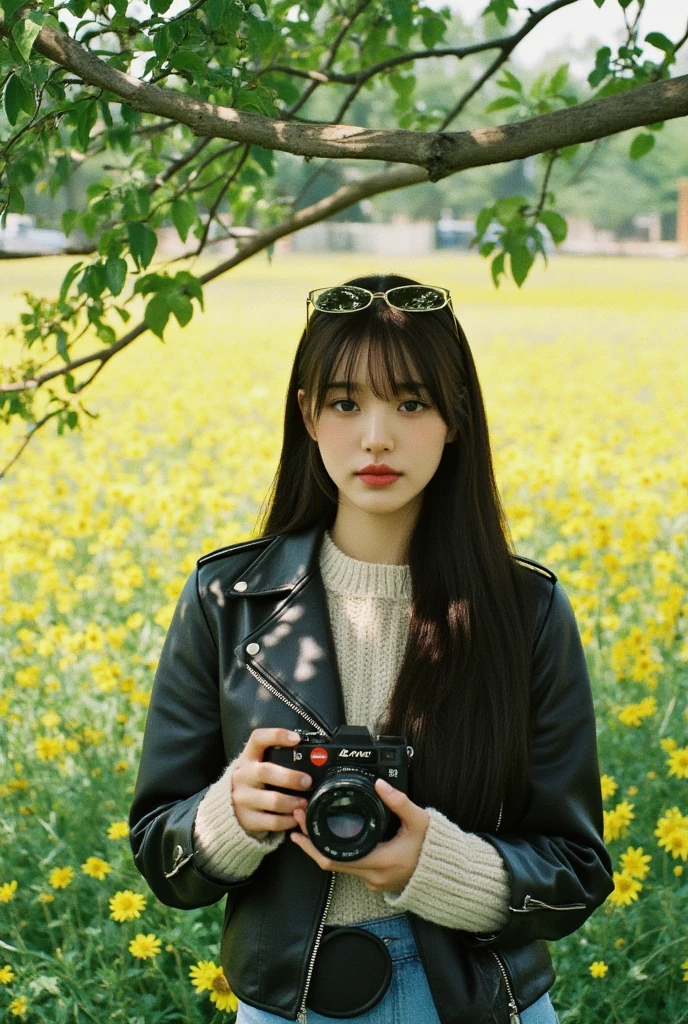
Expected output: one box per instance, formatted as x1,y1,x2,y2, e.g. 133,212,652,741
255,272,532,833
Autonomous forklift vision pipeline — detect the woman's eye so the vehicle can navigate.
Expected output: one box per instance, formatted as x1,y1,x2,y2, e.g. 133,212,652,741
329,399,428,413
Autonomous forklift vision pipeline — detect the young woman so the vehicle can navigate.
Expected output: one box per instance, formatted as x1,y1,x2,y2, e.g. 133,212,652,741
129,273,614,1024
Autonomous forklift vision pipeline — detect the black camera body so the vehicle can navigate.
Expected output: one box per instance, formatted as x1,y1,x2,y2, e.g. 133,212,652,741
264,725,413,861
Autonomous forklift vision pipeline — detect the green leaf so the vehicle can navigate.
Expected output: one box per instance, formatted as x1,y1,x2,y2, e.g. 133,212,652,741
105,256,127,296
4,73,30,125
592,0,606,6
76,99,98,152
7,184,24,213
61,209,78,237
538,210,567,244
644,32,674,53
126,221,157,270
59,262,84,302
493,195,526,226
475,205,494,237
12,15,43,63
167,292,193,327
1,0,29,20
629,132,655,160
171,198,196,243
169,49,208,75
420,11,446,49
496,69,522,93
490,251,505,288
145,293,170,339
153,25,171,60
485,96,519,112
250,144,274,177
549,63,569,95
509,243,534,287
175,271,203,310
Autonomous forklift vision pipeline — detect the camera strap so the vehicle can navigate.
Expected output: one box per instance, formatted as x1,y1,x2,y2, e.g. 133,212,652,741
305,924,393,1018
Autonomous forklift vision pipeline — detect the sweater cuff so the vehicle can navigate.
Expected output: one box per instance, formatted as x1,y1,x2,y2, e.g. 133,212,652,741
381,807,511,933
192,755,286,882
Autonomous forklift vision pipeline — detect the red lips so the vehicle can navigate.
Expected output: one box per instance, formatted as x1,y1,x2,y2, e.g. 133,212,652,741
356,464,400,475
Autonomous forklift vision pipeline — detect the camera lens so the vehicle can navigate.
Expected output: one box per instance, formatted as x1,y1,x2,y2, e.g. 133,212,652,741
306,771,389,861
326,794,366,840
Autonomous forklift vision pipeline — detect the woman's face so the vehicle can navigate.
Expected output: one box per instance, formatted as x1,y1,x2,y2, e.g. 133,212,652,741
297,344,456,518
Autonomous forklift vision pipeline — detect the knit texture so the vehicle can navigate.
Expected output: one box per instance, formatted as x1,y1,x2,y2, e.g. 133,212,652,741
192,528,510,932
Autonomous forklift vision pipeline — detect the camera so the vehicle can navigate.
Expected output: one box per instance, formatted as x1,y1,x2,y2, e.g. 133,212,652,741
263,725,413,861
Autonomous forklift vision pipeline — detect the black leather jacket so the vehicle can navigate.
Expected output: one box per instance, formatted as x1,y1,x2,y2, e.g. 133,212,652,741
129,517,614,1024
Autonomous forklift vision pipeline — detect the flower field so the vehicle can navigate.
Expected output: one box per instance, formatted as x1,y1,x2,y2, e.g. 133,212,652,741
0,252,686,1022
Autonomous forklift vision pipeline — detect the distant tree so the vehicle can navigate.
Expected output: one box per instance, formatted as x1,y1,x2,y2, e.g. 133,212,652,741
0,0,686,475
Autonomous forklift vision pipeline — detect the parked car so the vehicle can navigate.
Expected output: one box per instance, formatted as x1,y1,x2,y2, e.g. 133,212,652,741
0,214,68,256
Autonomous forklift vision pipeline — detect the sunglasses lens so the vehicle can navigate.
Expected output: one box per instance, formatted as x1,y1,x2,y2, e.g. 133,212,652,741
312,286,370,312
386,286,447,311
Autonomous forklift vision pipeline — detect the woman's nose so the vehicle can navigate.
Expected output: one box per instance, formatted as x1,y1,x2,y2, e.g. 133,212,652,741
361,413,394,449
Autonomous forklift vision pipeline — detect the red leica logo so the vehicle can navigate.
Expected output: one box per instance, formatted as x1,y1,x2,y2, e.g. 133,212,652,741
310,747,328,766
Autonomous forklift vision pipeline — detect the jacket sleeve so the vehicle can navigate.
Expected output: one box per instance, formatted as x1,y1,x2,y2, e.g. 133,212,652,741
458,579,615,950
192,754,286,880
128,567,278,910
380,806,511,932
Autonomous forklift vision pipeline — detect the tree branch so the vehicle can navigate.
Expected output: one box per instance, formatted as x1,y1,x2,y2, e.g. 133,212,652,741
0,162,426,397
2,14,685,182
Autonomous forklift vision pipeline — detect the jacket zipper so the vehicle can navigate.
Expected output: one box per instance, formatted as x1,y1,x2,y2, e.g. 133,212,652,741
490,950,521,1024
514,893,587,912
244,654,337,1023
244,659,332,736
297,870,337,1023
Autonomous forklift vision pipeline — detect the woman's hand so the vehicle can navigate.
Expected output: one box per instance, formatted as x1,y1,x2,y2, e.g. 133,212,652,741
290,778,431,895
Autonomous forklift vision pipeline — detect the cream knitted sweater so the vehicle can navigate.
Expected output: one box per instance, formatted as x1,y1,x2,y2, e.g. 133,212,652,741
192,529,511,932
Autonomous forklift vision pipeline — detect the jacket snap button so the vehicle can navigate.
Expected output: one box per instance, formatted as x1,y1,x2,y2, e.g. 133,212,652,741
246,642,260,655
234,581,248,591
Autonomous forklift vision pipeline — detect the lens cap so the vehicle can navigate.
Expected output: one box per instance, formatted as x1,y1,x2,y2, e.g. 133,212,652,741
306,925,393,1017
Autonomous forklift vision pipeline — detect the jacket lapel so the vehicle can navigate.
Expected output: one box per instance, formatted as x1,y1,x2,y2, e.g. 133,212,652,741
232,517,346,736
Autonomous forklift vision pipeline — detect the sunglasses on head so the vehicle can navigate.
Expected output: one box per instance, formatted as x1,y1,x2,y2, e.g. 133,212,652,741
305,284,460,341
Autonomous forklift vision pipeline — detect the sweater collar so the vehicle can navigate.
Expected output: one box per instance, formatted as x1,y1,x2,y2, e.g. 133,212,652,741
319,528,412,599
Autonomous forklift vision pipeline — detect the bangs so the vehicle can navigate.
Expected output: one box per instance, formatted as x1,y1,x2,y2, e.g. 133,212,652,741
307,306,444,417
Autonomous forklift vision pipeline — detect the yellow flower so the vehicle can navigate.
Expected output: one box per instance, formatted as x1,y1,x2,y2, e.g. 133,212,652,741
626,786,638,796
660,737,678,752
37,892,55,903
109,889,146,921
614,937,625,948
674,866,683,876
0,964,15,984
189,961,221,993
48,866,75,889
108,820,130,840
0,880,18,903
667,747,688,780
589,960,609,978
655,808,688,859
35,735,65,761
619,846,651,880
607,870,642,907
682,957,688,982
603,801,635,842
39,710,61,729
9,995,28,1018
129,933,162,960
600,774,618,800
81,857,112,881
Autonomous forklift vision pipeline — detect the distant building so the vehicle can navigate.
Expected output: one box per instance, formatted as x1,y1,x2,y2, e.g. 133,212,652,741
0,214,67,257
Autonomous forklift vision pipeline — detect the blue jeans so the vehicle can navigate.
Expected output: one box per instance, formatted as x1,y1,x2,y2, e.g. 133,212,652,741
235,913,560,1023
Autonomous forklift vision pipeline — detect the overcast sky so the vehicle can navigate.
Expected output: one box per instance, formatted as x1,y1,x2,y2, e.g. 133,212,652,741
426,0,688,71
